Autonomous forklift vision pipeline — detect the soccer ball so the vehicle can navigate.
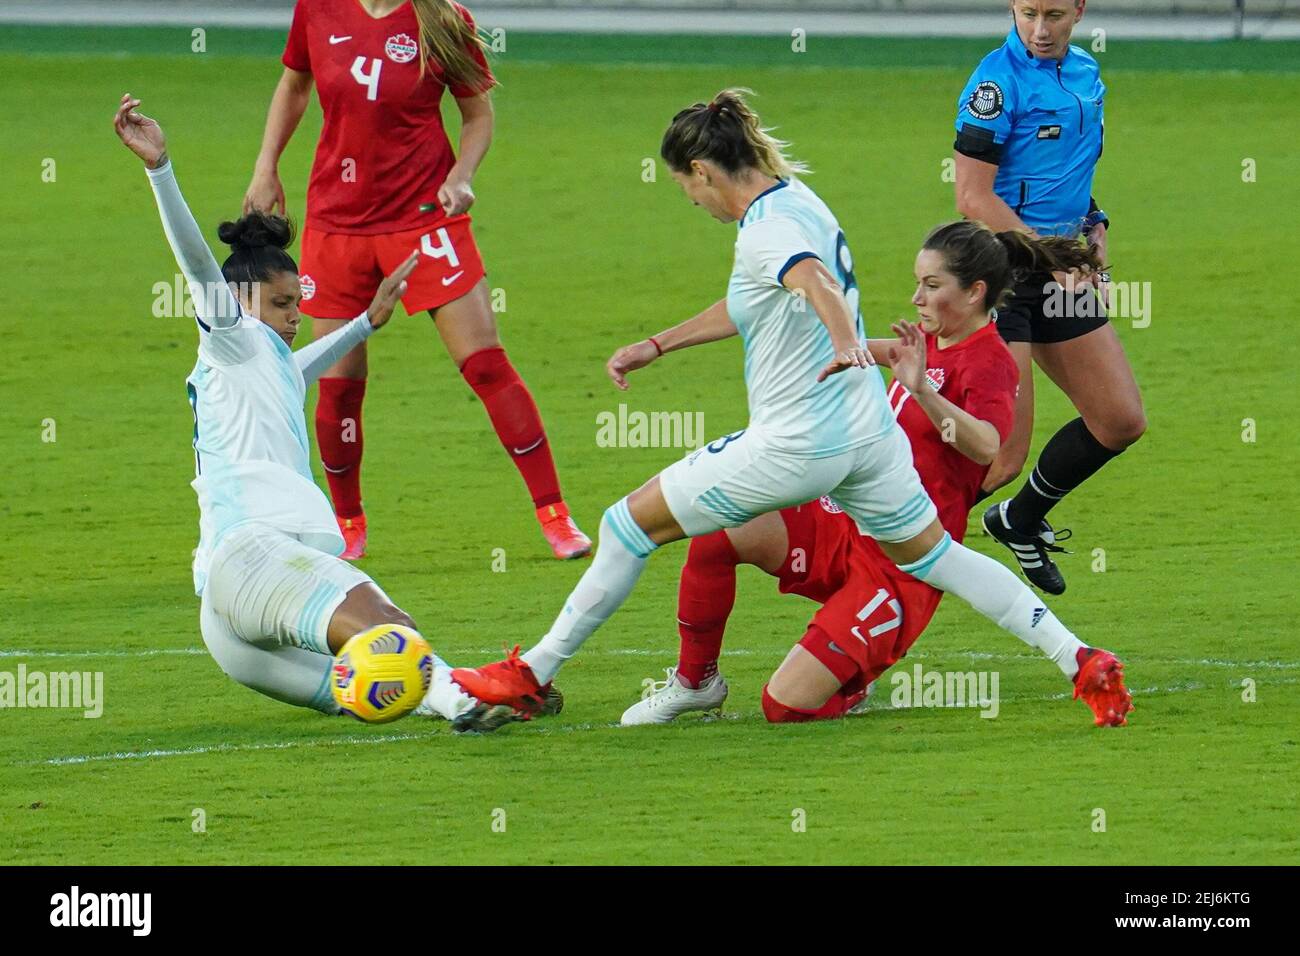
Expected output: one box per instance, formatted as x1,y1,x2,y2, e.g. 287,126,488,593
331,624,434,723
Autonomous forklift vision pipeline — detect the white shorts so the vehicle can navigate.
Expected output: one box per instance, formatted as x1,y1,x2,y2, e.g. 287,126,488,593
659,425,937,543
200,523,372,656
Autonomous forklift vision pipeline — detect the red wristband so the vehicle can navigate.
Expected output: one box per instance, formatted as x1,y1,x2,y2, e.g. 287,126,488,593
648,336,664,356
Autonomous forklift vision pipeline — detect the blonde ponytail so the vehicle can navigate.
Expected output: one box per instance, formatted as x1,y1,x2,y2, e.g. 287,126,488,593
410,0,492,94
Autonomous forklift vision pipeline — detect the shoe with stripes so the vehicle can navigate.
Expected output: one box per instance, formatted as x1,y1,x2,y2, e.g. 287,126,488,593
981,501,1071,595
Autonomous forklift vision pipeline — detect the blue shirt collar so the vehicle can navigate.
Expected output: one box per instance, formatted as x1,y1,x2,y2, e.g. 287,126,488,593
1006,25,1068,70
739,178,788,227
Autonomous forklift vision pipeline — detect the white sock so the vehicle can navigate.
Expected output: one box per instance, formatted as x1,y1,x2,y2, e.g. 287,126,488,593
522,499,658,685
899,534,1084,678
414,655,477,720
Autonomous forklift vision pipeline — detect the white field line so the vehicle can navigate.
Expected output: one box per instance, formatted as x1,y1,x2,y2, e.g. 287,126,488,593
30,677,1299,767
38,731,437,766
2,645,1297,670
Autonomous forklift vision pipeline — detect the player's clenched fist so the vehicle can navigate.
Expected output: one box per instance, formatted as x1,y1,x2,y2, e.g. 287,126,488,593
366,251,421,329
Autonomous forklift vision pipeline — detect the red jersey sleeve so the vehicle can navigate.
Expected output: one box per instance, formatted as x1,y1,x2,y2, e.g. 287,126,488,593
282,0,311,73
959,348,1019,443
446,3,496,98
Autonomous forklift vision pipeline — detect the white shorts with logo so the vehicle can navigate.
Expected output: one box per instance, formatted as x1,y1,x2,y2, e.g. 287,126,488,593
200,522,372,656
659,425,937,543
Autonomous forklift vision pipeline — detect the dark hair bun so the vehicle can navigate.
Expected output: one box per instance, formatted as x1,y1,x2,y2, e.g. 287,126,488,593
218,211,294,252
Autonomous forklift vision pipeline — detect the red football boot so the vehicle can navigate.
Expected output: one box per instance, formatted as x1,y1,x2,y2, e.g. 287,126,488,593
337,513,367,561
537,502,592,560
1073,646,1133,727
451,645,553,715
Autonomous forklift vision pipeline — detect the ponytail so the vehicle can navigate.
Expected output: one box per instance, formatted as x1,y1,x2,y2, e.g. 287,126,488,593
923,220,1104,311
410,0,493,94
218,210,298,288
661,88,809,179
994,229,1101,283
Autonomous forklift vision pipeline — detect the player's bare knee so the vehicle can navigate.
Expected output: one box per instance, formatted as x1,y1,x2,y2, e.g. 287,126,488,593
1094,411,1147,451
372,603,416,631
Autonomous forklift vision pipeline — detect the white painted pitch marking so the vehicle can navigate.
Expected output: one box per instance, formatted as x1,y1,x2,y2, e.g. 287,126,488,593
36,678,1295,766
3,646,1296,669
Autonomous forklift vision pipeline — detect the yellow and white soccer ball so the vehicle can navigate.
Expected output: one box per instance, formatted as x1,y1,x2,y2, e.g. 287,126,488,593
331,624,434,723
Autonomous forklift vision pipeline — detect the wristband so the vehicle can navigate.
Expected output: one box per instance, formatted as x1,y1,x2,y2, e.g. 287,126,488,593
1082,208,1109,233
648,336,664,356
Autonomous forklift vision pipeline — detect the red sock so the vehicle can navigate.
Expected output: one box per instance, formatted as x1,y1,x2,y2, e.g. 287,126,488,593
676,531,738,688
761,685,851,723
316,377,366,518
460,347,562,509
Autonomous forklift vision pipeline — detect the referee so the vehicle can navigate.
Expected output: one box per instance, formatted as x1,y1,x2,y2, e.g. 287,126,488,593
952,0,1146,595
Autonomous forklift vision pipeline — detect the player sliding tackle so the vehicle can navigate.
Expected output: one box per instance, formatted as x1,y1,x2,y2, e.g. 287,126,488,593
451,89,1125,731
622,221,1132,727
113,94,484,722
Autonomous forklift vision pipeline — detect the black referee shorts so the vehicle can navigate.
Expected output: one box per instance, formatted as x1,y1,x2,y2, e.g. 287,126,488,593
995,270,1109,345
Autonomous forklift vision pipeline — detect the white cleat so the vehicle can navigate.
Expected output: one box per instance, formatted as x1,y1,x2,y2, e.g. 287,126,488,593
620,667,728,726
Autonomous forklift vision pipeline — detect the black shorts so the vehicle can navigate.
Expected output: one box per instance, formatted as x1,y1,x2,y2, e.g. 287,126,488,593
995,270,1110,344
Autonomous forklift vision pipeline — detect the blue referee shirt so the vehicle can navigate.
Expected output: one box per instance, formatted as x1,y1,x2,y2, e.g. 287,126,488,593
953,26,1105,237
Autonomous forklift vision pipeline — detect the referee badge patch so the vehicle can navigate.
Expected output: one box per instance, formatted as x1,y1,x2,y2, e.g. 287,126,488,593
967,81,1005,121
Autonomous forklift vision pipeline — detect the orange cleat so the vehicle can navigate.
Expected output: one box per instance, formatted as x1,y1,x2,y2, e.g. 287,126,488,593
451,645,553,715
1073,646,1133,727
537,502,591,560
337,513,367,561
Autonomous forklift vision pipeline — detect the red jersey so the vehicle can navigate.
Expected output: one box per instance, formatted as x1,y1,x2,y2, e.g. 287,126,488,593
885,322,1018,542
282,0,494,235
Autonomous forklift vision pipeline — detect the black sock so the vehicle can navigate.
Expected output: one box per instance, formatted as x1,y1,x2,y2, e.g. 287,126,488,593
972,487,992,506
1006,417,1122,531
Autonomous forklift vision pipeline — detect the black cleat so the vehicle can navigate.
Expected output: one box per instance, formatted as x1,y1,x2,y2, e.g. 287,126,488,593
451,685,564,735
981,501,1072,595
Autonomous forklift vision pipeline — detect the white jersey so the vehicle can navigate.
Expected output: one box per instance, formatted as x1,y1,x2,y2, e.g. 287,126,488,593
145,161,374,595
727,177,895,457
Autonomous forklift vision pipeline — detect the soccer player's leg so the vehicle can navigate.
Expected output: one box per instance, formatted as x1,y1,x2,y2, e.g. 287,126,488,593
763,550,936,723
325,579,483,722
985,309,1146,594
451,478,681,725
202,524,475,722
200,596,340,715
834,426,1130,725
300,228,385,559
620,512,788,726
381,219,590,560
454,429,835,731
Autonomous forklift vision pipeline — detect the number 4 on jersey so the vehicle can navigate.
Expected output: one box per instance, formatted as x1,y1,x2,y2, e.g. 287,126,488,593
351,56,383,101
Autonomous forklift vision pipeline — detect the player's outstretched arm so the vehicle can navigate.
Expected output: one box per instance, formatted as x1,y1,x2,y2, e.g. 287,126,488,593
605,299,736,390
114,94,241,331
294,251,420,385
889,321,1001,465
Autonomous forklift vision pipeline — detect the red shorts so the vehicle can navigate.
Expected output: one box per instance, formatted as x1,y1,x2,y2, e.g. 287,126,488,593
297,216,486,319
776,497,943,691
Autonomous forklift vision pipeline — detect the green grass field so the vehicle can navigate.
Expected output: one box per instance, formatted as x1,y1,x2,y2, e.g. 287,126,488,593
2,27,1298,865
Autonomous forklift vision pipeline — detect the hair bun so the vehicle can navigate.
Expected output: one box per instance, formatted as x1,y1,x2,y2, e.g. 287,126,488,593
218,211,294,252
